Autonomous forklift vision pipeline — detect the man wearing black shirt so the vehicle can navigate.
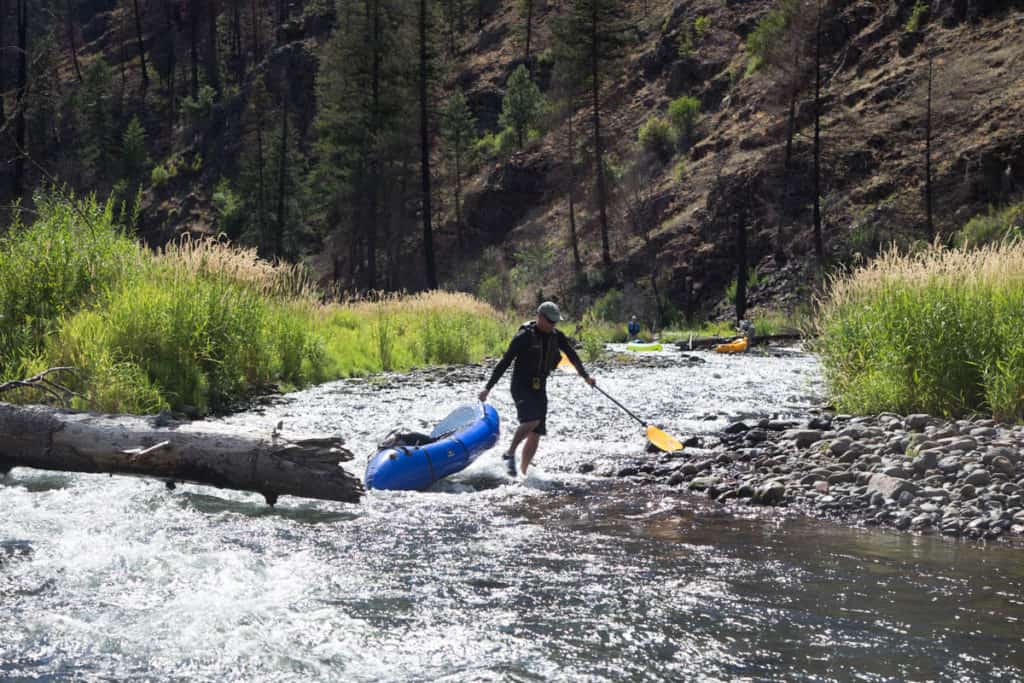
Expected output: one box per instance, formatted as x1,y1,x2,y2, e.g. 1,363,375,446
478,301,595,477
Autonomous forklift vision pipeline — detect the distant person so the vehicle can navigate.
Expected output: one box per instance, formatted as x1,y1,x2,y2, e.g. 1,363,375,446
628,315,641,340
478,301,596,477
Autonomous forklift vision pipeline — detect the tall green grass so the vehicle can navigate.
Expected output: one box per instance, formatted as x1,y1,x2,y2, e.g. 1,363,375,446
0,195,514,414
814,242,1024,421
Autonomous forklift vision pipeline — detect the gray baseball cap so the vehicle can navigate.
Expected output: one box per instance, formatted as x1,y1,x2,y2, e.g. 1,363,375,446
537,301,561,323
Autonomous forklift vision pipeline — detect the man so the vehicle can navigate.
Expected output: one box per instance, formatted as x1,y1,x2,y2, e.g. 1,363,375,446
478,301,595,477
628,315,640,340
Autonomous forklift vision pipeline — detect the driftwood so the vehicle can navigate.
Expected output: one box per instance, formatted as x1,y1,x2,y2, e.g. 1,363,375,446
674,333,805,351
0,402,364,505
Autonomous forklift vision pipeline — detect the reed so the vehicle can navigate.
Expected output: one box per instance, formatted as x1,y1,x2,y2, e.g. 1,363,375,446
2,195,514,414
814,241,1024,421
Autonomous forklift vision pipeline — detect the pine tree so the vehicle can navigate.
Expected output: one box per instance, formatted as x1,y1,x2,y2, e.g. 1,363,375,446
553,0,632,274
121,116,149,185
499,64,544,149
440,89,478,251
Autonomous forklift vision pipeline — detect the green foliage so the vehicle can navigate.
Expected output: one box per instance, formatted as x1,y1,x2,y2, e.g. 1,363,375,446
441,89,479,182
745,0,796,74
212,178,246,239
78,59,115,178
638,117,676,162
667,95,701,145
0,194,139,378
956,203,1024,248
511,240,556,300
0,194,514,413
674,158,688,183
121,116,149,184
725,268,760,304
591,288,624,323
906,0,929,33
499,65,545,149
694,15,712,41
815,243,1024,421
678,15,712,57
580,310,610,361
181,85,218,127
478,273,514,309
151,156,180,187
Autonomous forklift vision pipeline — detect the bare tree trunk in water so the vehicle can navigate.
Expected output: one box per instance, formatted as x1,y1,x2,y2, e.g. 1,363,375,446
0,403,363,505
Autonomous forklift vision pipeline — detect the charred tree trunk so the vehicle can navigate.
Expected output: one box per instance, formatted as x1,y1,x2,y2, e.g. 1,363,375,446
735,211,748,323
524,0,533,62
0,0,6,121
276,97,288,258
66,0,82,82
567,110,582,276
133,0,149,93
366,0,381,290
13,0,27,199
0,403,363,505
590,3,612,274
812,0,824,266
189,0,200,99
925,55,934,241
251,0,262,60
420,0,438,289
206,0,221,95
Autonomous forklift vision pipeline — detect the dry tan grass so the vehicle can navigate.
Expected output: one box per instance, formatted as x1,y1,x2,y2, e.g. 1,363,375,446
158,235,320,300
337,290,506,319
823,239,1024,311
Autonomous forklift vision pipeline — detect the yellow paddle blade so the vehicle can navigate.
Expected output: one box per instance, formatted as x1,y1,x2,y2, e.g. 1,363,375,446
646,425,683,452
558,351,574,370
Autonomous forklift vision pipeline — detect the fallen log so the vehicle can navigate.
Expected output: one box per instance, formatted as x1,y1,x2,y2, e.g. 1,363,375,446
0,402,364,505
674,333,805,351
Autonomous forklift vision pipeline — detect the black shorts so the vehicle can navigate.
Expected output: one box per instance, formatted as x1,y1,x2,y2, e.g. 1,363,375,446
512,388,547,436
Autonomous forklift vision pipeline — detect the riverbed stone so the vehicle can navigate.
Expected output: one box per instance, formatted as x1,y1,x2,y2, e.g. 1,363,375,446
782,429,823,448
754,480,786,505
724,421,749,434
937,456,961,474
991,456,1015,477
689,476,719,491
898,490,916,506
906,414,933,431
965,470,992,487
867,474,918,500
959,484,977,500
914,449,941,473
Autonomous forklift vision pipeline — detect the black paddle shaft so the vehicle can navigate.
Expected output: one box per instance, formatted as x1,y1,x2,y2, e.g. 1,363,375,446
593,385,648,428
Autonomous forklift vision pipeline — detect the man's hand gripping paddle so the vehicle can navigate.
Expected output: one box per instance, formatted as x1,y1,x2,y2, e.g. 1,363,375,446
559,352,683,452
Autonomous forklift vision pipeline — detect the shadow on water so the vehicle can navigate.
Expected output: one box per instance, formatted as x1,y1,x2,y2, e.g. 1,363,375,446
174,490,361,524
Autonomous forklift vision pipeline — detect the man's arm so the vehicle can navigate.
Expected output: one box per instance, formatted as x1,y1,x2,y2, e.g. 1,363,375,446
558,333,596,385
479,332,524,401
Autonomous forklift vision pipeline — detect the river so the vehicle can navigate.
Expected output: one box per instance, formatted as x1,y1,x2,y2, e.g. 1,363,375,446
2,347,1022,681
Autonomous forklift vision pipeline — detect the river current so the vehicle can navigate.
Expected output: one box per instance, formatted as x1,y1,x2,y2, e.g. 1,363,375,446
2,347,1022,681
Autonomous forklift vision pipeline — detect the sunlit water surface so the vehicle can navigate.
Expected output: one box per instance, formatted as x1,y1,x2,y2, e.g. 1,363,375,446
2,347,1022,681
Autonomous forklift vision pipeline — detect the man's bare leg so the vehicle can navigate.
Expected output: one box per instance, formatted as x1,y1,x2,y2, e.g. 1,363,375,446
507,420,540,459
519,432,541,474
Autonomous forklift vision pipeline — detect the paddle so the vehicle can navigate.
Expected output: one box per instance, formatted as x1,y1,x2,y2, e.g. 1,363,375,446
559,352,684,452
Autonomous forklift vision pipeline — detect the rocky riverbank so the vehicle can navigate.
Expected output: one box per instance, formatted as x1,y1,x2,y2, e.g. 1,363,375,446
605,412,1024,543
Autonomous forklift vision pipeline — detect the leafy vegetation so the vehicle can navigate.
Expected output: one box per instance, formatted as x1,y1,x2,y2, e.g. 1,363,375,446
906,0,929,33
0,195,513,415
955,202,1024,248
638,117,676,162
815,242,1024,421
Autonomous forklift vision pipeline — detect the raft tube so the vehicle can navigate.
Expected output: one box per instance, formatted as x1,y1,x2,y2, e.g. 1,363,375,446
714,337,749,354
626,342,663,352
365,403,500,491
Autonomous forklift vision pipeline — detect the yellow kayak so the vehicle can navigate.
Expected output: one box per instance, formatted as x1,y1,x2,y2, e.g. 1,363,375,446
626,342,662,352
714,337,749,354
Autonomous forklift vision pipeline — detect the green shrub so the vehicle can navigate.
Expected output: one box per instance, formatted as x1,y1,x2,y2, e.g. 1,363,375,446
638,117,676,162
815,242,1024,421
668,96,701,145
591,288,624,322
674,158,688,183
906,0,928,32
745,2,792,74
694,15,711,41
956,203,1024,249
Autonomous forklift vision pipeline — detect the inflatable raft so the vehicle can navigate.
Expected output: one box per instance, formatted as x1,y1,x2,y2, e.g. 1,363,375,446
714,336,749,354
626,341,663,352
365,403,500,491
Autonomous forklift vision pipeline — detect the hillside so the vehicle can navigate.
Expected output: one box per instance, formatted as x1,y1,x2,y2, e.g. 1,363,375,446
2,0,1021,324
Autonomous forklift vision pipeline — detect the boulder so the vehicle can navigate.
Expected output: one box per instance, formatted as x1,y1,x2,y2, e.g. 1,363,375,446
867,473,918,499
